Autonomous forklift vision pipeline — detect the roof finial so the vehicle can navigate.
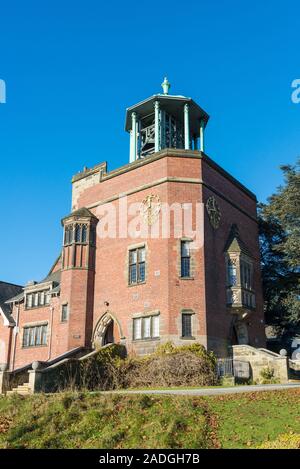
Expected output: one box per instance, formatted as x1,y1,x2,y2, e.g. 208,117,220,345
161,77,171,95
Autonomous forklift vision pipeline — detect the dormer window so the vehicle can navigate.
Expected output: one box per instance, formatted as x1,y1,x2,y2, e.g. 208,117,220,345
26,294,33,308
25,289,51,309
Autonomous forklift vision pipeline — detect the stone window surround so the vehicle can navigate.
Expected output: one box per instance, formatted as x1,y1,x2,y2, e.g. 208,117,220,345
178,237,195,280
24,283,53,310
180,309,196,340
61,302,69,323
64,221,90,246
225,253,254,292
225,252,256,310
132,310,160,342
127,242,148,287
21,321,49,349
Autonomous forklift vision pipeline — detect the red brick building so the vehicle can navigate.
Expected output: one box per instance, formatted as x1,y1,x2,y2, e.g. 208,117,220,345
0,81,266,370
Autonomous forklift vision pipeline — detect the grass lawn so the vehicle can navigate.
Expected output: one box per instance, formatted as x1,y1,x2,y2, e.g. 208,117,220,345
205,389,300,448
0,389,299,449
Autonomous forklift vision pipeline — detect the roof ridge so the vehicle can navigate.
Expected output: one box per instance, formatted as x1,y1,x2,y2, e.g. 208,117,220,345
0,280,23,288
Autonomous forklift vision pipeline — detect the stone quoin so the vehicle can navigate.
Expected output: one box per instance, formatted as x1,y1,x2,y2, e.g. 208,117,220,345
0,79,266,371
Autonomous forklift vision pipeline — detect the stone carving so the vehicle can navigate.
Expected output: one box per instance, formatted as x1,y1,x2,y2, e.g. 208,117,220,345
206,196,221,229
141,194,161,226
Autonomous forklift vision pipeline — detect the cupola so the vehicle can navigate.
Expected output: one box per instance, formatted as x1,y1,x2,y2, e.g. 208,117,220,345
125,78,209,162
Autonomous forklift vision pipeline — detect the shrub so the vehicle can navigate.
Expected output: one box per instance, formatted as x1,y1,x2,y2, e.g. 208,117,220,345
259,367,279,384
116,348,217,388
46,342,217,392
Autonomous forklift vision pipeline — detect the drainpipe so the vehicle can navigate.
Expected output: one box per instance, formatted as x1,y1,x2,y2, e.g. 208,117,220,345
48,304,54,361
11,303,20,371
6,325,13,369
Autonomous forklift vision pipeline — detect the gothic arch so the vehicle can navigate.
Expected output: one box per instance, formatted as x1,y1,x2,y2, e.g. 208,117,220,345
92,312,124,349
229,317,249,346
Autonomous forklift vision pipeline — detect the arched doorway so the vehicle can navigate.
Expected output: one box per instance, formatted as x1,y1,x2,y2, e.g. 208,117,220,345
103,319,114,345
93,312,123,349
230,318,249,346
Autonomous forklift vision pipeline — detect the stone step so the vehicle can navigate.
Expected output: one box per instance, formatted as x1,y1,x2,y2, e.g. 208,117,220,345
12,387,31,392
7,389,31,395
6,382,32,395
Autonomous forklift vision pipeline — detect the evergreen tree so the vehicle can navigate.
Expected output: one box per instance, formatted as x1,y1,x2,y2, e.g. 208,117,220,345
259,159,300,340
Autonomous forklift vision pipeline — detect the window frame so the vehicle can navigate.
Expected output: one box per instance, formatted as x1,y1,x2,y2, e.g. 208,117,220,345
132,314,160,341
128,246,146,286
25,289,51,310
22,324,48,348
180,240,191,278
61,304,69,322
227,258,237,287
181,311,194,339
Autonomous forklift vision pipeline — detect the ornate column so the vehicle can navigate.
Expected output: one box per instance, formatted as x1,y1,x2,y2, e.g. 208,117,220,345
154,100,160,152
130,112,137,162
200,119,205,152
184,103,190,150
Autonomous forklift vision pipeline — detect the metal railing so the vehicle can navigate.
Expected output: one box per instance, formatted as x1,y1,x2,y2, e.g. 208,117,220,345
217,358,250,379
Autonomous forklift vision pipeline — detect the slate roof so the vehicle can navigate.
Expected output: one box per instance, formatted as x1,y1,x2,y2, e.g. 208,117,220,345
39,269,61,286
61,207,97,224
0,281,23,325
223,224,253,257
5,270,61,305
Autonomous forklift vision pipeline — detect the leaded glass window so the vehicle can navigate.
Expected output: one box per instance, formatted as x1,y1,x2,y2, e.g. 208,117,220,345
181,241,191,278
129,247,146,285
227,259,237,286
61,304,68,322
82,224,88,243
22,324,48,347
182,313,192,338
133,315,160,340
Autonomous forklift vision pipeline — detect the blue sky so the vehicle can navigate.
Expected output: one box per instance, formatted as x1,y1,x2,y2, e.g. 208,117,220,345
0,0,299,285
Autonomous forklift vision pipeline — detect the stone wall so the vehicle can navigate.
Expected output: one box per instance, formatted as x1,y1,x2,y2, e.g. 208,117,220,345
232,345,289,383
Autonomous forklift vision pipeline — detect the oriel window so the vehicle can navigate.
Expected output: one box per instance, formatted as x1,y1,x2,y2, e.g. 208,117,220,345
227,259,237,286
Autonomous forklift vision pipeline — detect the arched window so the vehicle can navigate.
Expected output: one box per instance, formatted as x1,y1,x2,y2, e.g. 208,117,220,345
75,224,81,243
69,225,74,243
64,225,73,245
82,224,88,243
64,226,69,245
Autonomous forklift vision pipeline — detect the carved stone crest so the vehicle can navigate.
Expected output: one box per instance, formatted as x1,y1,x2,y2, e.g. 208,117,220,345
206,196,221,229
141,194,161,226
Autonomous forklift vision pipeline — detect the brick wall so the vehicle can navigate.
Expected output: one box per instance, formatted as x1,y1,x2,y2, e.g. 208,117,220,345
3,149,266,368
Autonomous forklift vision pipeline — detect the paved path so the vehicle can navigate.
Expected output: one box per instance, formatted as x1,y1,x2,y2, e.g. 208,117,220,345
103,383,300,397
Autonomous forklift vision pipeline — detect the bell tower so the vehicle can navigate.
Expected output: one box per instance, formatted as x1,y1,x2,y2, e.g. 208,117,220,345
125,78,209,162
